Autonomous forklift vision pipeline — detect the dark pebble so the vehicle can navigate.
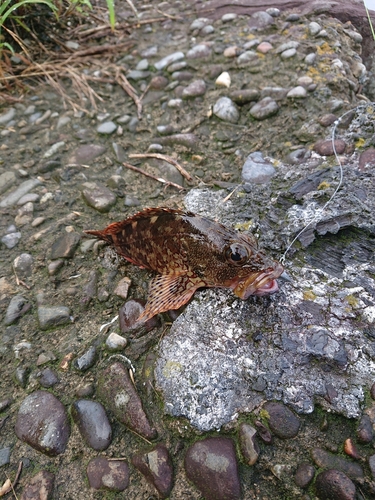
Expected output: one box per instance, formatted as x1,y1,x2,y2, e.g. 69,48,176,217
315,469,355,500
50,232,81,259
230,88,259,104
264,402,301,439
74,345,97,371
80,270,98,309
38,306,71,330
356,414,373,443
15,390,70,456
71,400,112,451
4,295,31,325
132,443,173,499
318,114,338,127
20,471,55,500
87,457,129,491
97,362,157,440
311,448,364,480
294,462,315,488
15,366,29,388
313,139,346,156
119,299,159,336
75,382,95,398
155,133,198,149
358,147,375,170
0,447,11,466
150,76,169,89
254,420,273,444
184,437,241,500
0,399,12,412
37,367,59,388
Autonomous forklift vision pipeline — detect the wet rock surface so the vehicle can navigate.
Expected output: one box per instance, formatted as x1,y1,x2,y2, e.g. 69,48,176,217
1,1,375,498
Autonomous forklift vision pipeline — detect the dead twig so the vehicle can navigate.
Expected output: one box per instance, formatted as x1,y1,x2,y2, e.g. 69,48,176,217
129,153,193,181
0,461,22,497
123,162,185,190
116,70,142,119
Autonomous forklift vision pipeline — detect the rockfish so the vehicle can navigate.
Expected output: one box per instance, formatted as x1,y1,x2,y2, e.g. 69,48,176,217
86,207,284,321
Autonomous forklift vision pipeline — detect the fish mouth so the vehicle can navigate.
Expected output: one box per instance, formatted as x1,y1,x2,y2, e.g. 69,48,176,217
233,263,284,300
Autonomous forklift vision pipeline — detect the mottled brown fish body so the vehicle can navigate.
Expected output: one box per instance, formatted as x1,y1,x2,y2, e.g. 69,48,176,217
86,207,284,321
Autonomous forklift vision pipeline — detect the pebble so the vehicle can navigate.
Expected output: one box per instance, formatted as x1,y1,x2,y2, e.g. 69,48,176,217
213,97,239,123
106,332,127,351
81,182,117,212
249,97,279,120
369,454,375,480
71,399,112,450
15,366,28,388
0,447,10,467
190,18,209,31
264,402,301,439
294,462,315,488
119,299,159,335
74,345,97,371
48,259,64,276
281,48,297,59
97,362,157,440
43,140,65,158
38,305,71,330
184,437,241,500
309,21,322,36
311,448,364,480
186,44,212,59
315,469,356,500
36,351,56,366
314,139,346,156
0,107,16,124
230,89,259,104
239,423,260,465
358,148,375,170
242,151,276,184
0,178,41,208
287,86,308,98
113,276,131,299
0,171,16,195
257,41,273,54
4,295,31,325
182,79,206,98
20,471,55,500
69,144,106,164
154,51,185,70
37,367,59,387
97,121,117,134
50,232,81,259
215,72,231,88
319,113,338,127
255,420,273,444
15,390,70,456
222,13,237,22
237,50,258,64
156,133,197,149
132,443,173,499
87,457,129,491
249,11,275,30
356,414,373,443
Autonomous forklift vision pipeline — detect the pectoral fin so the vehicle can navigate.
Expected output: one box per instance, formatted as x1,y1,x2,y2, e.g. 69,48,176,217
138,274,201,322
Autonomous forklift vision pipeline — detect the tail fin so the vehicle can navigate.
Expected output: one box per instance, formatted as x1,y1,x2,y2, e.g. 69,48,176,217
84,229,113,244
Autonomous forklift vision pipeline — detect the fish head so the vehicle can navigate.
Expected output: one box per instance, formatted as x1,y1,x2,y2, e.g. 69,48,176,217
221,234,284,299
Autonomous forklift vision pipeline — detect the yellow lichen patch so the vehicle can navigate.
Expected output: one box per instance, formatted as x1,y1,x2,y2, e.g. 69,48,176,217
345,295,358,307
259,408,270,420
355,137,366,149
246,33,256,40
162,360,183,378
318,181,331,190
317,42,334,56
303,290,317,301
234,220,253,231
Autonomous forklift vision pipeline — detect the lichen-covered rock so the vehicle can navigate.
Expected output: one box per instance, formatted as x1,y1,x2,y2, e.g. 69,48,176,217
132,444,173,498
87,457,129,491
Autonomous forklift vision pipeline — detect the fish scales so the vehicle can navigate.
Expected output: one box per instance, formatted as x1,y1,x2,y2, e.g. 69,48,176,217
85,207,284,321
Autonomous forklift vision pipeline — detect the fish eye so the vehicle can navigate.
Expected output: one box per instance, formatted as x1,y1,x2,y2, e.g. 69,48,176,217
225,243,249,265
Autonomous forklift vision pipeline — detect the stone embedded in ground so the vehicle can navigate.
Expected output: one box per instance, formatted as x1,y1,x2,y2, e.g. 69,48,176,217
314,139,346,156
4,295,31,325
154,51,184,70
294,462,316,488
119,299,159,336
132,444,173,499
0,447,10,467
155,133,198,149
71,400,112,451
249,97,279,120
74,345,97,371
238,423,260,465
359,148,375,170
182,79,206,98
184,437,241,500
38,306,71,330
81,182,117,213
68,144,106,164
97,362,157,440
241,151,276,183
264,402,301,439
87,457,129,491
0,178,41,208
13,253,34,277
213,96,239,123
356,414,373,443
186,44,212,59
230,88,259,104
311,448,364,480
20,471,55,500
106,332,127,351
50,232,81,259
0,171,16,196
37,368,59,388
15,390,70,456
315,469,356,500
97,121,117,134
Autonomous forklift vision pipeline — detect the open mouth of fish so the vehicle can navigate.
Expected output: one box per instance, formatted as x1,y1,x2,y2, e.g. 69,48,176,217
233,263,284,300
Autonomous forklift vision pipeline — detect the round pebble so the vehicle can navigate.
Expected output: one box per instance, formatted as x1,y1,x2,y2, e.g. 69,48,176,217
315,469,356,500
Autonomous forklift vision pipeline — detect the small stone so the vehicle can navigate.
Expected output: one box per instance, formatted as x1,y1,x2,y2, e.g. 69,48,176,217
359,148,375,170
4,295,31,325
36,351,56,366
186,44,212,59
230,89,259,104
239,423,260,465
287,86,307,98
318,114,338,127
37,368,59,388
305,53,317,64
106,332,127,351
48,260,64,276
255,420,273,444
114,276,131,299
250,97,279,120
295,462,315,488
15,391,70,456
369,454,375,480
43,141,65,158
249,11,274,30
297,76,314,87
0,399,11,412
119,299,159,336
0,171,16,195
309,22,321,36
38,306,71,330
242,151,276,184
50,232,80,259
124,194,141,207
1,231,21,249
215,72,231,88
97,121,117,134
81,182,117,213
69,144,106,164
32,216,45,227
87,457,129,491
74,345,96,371
286,13,300,21
311,448,364,480
223,46,239,58
71,399,112,451
127,70,151,80
276,41,299,53
190,18,209,31
314,139,346,156
182,79,206,98
356,414,373,443
154,51,185,70
257,41,273,54
20,471,55,500
0,447,11,467
281,48,297,59
17,193,39,205
213,97,239,123
0,107,16,124
132,444,173,499
264,402,300,439
221,13,237,22
237,50,258,64
315,469,356,500
155,133,198,150
344,438,362,460
0,178,41,208
150,76,169,89
185,437,241,500
97,362,157,440
136,58,149,70
371,382,375,399
76,383,95,398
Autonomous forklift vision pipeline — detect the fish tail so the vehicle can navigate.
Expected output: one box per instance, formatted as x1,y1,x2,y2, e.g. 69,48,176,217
84,229,114,244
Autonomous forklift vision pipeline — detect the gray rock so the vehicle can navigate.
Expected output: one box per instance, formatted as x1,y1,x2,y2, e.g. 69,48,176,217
87,457,129,491
311,448,364,480
154,51,184,70
15,391,70,456
264,402,301,439
230,89,259,104
276,41,300,53
1,231,21,249
315,469,356,500
0,447,11,467
97,121,117,134
249,97,279,120
309,21,322,36
184,437,241,500
132,444,173,499
249,11,274,30
237,50,258,64
0,171,16,195
50,232,80,259
213,97,239,123
71,400,112,451
38,306,71,330
222,13,237,22
287,86,307,98
190,17,209,31
186,44,212,59
242,151,276,183
69,144,106,164
37,368,59,388
106,332,127,351
74,345,97,371
182,79,206,98
5,295,31,325
294,462,316,488
0,107,16,124
0,178,42,208
356,414,373,443
127,70,150,80
97,362,157,440
81,182,117,213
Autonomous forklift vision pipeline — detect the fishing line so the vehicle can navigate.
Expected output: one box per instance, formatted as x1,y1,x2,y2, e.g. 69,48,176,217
279,106,364,265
